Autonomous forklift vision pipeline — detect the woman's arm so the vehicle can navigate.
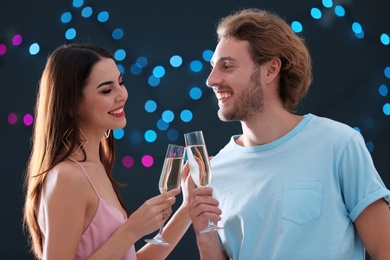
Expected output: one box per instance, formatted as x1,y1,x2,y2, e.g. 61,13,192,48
41,165,91,259
87,189,181,260
136,162,194,260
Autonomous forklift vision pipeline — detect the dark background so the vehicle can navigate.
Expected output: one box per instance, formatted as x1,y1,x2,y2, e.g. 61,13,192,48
1,0,389,259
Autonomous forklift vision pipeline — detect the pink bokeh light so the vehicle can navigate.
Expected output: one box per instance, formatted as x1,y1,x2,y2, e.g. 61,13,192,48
0,44,6,55
122,156,134,168
23,113,34,126
12,34,23,46
8,113,18,125
141,155,154,168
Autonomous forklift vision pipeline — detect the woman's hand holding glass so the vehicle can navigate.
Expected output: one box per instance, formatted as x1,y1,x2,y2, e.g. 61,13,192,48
144,144,185,246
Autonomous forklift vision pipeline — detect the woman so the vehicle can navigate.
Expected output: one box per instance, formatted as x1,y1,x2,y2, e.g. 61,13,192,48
23,43,192,259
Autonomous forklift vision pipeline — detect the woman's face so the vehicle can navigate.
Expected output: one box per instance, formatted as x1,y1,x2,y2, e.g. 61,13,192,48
77,58,128,137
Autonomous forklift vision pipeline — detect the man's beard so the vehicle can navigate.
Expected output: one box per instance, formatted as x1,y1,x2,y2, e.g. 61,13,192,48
218,68,264,122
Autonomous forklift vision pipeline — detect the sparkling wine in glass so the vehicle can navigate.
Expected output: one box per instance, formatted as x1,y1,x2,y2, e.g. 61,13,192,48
145,144,185,246
184,130,223,233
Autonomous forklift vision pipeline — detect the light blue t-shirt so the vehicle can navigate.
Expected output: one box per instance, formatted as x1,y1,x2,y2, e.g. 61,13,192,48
210,114,390,260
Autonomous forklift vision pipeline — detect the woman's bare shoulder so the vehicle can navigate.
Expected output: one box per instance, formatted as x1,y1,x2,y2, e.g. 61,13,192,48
43,159,89,198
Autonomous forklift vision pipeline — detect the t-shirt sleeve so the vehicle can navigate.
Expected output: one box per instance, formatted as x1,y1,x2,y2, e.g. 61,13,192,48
338,132,390,221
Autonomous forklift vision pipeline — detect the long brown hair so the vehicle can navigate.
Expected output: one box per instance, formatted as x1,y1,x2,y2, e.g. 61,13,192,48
216,8,313,111
23,44,127,259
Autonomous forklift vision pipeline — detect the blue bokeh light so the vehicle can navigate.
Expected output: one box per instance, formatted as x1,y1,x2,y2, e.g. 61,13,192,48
61,12,72,23
97,11,109,22
366,141,374,153
73,0,84,8
380,33,390,45
144,100,157,113
136,56,148,68
148,75,160,87
190,60,203,72
322,0,333,8
355,31,365,39
114,49,126,61
167,129,179,141
157,119,169,131
29,43,40,55
352,22,363,34
162,110,174,123
144,130,157,143
385,67,390,79
117,64,124,74
153,66,165,78
383,103,390,116
81,7,93,18
334,5,345,17
291,21,303,33
202,50,214,62
379,84,388,96
112,28,124,40
130,64,142,75
189,87,202,100
180,110,193,122
170,55,183,67
311,8,322,19
130,130,142,144
65,28,76,40
113,129,124,139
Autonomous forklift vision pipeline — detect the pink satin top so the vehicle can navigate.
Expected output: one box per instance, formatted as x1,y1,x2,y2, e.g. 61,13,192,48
40,158,137,260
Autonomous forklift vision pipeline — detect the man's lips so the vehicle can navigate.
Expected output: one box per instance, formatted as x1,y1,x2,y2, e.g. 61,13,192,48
216,91,232,101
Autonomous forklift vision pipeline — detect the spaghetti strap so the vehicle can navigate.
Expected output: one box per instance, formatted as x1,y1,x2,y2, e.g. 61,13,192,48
67,157,100,197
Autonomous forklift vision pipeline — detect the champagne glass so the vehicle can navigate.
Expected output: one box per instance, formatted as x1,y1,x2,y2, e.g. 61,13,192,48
145,144,185,246
184,130,223,233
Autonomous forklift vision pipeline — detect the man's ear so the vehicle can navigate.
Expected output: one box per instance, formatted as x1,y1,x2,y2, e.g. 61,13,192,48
265,58,281,81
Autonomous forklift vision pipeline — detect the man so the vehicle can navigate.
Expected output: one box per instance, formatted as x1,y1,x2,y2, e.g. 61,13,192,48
189,8,390,259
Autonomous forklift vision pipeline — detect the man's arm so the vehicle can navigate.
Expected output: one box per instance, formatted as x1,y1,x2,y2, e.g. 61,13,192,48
189,186,227,260
355,198,390,260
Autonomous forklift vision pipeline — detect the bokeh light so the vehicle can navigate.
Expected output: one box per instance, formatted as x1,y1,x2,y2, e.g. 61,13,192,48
81,6,93,18
113,129,124,139
144,130,157,142
122,155,134,168
65,28,77,40
61,12,72,23
29,43,40,55
8,113,17,125
145,100,157,113
311,8,322,19
170,55,183,67
291,21,303,33
112,28,124,40
141,155,154,167
190,60,203,72
97,11,109,22
23,114,34,126
12,34,22,46
0,44,6,55
162,110,174,123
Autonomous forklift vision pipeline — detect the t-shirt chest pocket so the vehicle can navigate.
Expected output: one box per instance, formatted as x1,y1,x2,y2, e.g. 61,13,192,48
282,182,324,224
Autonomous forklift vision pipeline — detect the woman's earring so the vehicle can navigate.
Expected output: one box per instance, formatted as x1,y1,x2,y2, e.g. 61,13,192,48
104,129,111,138
62,127,88,155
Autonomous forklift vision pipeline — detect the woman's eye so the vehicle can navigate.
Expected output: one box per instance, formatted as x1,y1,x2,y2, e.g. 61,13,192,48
119,81,126,86
102,88,112,94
